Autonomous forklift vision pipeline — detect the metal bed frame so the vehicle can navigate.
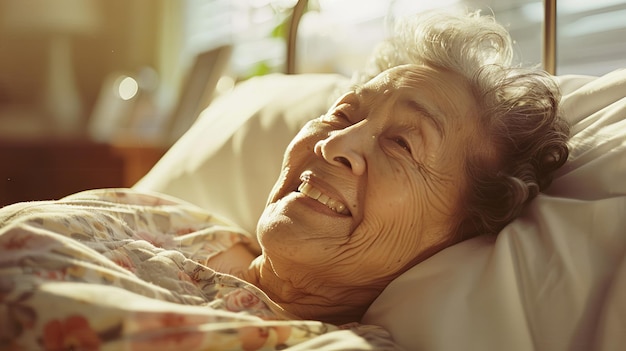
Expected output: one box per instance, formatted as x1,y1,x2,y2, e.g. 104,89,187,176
286,0,558,75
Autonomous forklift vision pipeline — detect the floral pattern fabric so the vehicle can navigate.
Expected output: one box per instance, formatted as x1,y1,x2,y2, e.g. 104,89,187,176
0,188,401,351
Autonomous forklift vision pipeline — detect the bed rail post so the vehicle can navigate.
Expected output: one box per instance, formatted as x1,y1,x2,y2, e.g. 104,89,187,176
287,0,308,74
543,0,557,75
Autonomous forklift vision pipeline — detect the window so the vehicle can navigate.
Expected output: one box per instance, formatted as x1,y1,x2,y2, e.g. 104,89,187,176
182,0,293,79
181,0,626,77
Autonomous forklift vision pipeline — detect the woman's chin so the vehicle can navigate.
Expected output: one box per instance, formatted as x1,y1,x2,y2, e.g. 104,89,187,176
257,193,353,252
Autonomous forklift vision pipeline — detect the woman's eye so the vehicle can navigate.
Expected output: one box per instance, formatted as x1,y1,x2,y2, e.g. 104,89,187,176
322,110,350,125
393,137,411,153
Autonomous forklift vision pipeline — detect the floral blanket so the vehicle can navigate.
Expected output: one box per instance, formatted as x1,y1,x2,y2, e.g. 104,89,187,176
0,189,401,350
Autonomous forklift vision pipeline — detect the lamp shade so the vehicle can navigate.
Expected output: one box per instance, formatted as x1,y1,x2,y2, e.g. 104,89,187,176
1,0,102,35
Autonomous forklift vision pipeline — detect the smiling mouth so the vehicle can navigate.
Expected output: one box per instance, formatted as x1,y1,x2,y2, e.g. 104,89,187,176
297,181,351,216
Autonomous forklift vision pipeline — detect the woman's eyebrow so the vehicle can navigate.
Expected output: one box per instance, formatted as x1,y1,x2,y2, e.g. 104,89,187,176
351,83,365,92
354,84,445,136
406,99,444,137
349,84,377,109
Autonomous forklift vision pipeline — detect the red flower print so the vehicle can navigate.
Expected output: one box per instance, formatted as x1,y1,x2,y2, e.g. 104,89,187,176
106,250,136,272
1,231,34,250
135,231,175,249
175,227,196,236
33,269,67,281
42,315,101,351
223,289,266,312
239,325,292,351
128,312,203,351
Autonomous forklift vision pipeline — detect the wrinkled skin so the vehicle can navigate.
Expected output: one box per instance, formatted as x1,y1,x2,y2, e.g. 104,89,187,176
243,64,483,324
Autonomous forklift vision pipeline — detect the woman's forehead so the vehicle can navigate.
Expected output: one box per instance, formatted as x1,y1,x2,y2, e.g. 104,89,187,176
358,64,476,120
365,64,457,90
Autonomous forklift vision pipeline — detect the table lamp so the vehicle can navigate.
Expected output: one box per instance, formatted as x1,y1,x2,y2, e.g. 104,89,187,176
1,0,102,136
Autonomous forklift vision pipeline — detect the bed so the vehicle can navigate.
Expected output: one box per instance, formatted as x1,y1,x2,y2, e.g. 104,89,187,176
2,2,626,351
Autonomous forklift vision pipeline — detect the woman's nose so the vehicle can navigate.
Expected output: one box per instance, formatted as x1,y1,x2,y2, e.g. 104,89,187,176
314,129,367,176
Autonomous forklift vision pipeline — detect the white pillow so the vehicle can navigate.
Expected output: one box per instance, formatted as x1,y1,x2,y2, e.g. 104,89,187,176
135,73,349,234
362,69,626,351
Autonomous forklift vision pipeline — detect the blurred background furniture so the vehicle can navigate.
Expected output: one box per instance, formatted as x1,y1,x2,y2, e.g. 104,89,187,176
1,0,103,136
0,0,624,205
0,138,165,207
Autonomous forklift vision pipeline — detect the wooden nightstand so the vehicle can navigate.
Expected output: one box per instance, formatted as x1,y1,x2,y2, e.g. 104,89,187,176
109,142,167,189
0,138,167,207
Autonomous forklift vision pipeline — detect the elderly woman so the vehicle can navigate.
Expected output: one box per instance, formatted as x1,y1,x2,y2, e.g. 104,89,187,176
206,10,570,324
0,9,568,348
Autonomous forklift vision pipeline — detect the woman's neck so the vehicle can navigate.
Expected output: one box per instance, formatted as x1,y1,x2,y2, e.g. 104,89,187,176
208,244,386,324
240,256,382,325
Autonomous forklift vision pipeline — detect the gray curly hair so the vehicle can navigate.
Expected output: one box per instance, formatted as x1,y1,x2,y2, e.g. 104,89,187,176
356,9,570,240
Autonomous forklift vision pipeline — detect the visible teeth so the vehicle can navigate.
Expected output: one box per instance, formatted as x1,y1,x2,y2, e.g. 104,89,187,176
297,183,318,198
297,182,350,215
318,194,330,204
332,201,347,214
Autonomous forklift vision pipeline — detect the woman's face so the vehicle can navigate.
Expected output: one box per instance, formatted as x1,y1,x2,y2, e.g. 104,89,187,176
257,64,481,287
